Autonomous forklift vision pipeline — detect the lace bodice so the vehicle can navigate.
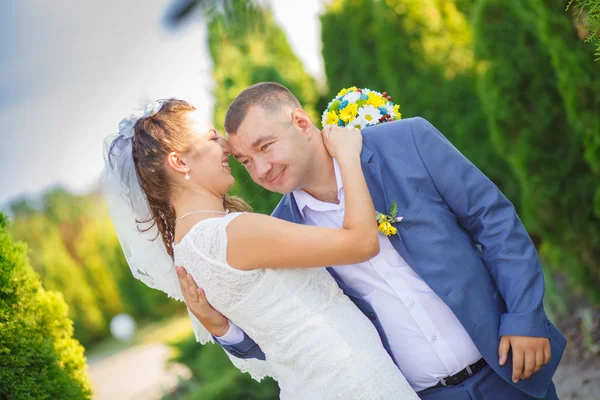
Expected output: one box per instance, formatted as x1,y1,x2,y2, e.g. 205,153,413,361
173,213,417,399
173,213,266,307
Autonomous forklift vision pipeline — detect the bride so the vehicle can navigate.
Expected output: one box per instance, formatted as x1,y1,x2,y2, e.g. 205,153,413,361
100,99,417,399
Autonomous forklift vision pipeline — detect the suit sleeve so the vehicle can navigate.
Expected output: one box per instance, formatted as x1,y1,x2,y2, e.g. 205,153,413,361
213,321,266,360
409,117,550,338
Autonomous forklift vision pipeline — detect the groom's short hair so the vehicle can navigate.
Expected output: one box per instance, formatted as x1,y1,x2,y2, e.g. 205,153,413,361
225,82,301,134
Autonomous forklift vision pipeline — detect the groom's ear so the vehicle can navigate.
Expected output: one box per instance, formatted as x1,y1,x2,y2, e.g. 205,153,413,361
291,108,313,137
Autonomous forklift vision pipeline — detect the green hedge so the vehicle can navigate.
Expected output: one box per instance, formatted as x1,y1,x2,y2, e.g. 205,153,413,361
473,0,600,299
320,0,520,206
0,213,92,399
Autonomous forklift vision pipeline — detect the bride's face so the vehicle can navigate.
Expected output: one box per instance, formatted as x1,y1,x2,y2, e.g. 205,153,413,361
180,111,234,195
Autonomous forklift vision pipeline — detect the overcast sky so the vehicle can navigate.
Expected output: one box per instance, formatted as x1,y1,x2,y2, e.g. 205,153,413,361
0,0,324,209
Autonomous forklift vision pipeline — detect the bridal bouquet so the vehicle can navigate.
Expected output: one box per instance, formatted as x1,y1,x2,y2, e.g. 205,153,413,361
321,87,401,129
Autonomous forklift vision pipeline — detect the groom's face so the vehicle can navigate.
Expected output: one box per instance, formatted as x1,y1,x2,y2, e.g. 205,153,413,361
227,105,314,194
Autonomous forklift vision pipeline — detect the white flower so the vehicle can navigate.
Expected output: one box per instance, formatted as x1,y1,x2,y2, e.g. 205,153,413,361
343,91,361,103
348,116,368,130
118,100,164,138
321,109,329,127
357,105,382,127
383,104,396,117
364,88,383,97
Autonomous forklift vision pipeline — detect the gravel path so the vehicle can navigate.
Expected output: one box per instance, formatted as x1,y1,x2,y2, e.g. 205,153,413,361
554,362,600,400
87,343,191,400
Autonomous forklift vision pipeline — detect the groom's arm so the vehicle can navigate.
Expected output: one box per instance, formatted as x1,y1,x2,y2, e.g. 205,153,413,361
213,323,266,360
408,117,550,338
407,117,551,382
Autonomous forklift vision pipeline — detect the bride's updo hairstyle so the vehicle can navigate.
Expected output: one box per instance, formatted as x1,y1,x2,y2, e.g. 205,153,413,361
130,98,251,258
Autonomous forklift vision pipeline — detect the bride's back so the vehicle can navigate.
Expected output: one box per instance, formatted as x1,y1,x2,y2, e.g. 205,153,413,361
172,212,417,400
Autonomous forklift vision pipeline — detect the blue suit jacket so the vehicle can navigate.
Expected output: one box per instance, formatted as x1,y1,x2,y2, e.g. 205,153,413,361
220,117,566,398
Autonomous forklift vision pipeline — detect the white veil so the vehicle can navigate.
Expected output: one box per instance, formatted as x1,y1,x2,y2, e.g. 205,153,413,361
99,101,275,382
99,101,185,302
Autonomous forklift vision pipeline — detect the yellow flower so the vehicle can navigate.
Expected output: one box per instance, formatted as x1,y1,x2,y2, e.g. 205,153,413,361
325,111,339,126
377,221,391,235
367,92,386,108
339,103,359,123
393,104,401,116
377,220,397,236
337,86,358,97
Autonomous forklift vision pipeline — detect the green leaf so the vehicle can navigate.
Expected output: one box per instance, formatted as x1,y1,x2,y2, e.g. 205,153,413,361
389,200,398,219
330,99,341,112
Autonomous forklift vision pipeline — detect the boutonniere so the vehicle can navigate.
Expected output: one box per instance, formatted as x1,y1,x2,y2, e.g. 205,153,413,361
376,201,399,236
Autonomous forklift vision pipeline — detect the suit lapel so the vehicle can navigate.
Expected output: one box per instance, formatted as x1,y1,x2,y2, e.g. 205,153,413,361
361,145,414,267
360,147,388,217
281,193,302,224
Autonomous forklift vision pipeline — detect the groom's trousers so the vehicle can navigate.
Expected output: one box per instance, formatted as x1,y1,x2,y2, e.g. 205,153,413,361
417,365,559,400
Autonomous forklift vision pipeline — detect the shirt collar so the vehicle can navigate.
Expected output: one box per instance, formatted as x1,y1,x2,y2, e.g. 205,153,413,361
292,159,344,219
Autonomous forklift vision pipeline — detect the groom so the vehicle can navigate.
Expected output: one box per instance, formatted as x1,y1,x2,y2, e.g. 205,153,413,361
176,82,566,399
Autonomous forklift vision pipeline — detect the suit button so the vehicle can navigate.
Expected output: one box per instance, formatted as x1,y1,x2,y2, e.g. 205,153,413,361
368,312,376,321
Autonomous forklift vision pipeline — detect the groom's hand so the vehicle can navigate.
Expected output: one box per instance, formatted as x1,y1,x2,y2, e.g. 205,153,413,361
498,335,551,384
176,266,230,337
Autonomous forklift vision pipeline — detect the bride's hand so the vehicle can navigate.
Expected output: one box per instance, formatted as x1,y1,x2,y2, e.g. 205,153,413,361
176,266,229,337
322,125,363,160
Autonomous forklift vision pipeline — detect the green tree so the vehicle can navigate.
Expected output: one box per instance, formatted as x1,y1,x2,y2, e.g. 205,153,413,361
207,1,319,213
10,213,107,345
531,0,600,204
75,217,124,320
472,0,600,299
0,213,92,399
568,0,600,59
320,0,519,205
9,188,182,346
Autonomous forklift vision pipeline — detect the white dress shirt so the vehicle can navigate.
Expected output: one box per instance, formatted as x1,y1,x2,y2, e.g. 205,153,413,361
218,160,482,391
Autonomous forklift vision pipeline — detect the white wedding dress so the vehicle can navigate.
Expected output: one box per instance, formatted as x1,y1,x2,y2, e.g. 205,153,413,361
173,212,418,400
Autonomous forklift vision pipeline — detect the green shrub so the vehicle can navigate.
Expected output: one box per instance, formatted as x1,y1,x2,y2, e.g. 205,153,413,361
0,213,92,399
167,334,279,400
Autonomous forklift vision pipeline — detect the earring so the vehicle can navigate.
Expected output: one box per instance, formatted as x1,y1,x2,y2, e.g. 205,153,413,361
185,170,190,180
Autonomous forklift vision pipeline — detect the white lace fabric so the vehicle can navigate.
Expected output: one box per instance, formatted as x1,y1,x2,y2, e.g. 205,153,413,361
173,212,418,399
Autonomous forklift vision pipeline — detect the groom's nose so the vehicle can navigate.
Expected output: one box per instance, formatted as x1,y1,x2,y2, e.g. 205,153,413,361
254,158,272,180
